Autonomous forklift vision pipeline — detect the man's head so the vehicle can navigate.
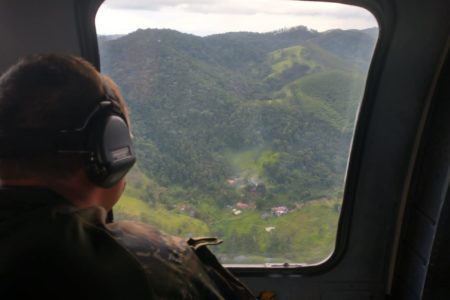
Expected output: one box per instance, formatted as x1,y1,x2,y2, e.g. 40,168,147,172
0,54,134,209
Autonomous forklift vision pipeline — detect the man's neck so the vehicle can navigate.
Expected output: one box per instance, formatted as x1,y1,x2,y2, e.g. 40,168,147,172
0,176,96,208
0,173,124,211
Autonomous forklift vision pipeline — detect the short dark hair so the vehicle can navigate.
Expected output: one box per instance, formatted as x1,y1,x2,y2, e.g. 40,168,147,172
0,54,129,180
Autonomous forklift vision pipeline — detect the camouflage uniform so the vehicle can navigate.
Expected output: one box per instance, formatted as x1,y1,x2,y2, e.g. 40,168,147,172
0,187,255,299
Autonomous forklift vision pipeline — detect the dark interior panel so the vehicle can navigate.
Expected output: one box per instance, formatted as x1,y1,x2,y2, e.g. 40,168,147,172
0,0,449,299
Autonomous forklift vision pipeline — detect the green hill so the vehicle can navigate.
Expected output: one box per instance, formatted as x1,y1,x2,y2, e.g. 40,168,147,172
98,26,377,263
115,195,210,237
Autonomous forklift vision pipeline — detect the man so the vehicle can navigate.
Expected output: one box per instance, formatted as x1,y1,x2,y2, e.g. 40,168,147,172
0,54,254,299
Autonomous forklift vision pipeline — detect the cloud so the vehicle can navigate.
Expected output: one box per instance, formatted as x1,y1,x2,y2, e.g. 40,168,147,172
103,0,372,17
103,0,210,10
181,0,370,18
97,0,377,35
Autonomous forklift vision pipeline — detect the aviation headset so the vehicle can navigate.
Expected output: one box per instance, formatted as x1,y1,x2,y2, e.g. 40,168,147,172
0,78,136,188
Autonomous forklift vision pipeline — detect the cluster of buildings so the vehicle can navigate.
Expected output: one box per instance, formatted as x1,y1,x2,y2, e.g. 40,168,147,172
270,206,289,216
230,202,290,217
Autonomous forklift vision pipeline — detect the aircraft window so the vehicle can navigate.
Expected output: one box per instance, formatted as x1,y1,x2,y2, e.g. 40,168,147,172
96,0,378,266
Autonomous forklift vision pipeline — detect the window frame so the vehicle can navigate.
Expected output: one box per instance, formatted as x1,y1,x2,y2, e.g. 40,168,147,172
90,0,390,275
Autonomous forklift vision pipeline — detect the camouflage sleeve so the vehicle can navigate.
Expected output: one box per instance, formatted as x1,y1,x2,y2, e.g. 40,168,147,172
107,220,255,300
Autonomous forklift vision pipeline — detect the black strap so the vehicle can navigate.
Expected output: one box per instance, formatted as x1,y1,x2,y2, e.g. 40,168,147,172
0,129,87,157
187,237,256,299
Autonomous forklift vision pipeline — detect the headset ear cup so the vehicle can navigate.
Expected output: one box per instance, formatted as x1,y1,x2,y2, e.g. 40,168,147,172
85,115,136,188
84,116,109,186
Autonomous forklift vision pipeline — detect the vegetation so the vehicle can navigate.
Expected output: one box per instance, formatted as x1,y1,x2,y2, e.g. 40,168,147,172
115,195,210,237
98,26,377,264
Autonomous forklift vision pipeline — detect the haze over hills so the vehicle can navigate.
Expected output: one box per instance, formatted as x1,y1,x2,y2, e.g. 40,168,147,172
98,26,377,263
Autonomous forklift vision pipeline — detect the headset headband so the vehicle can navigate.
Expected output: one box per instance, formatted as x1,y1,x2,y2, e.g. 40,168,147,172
0,100,117,157
0,78,136,187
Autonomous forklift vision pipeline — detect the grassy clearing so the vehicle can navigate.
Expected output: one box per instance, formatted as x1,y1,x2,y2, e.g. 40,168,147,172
212,199,341,264
267,46,317,78
266,42,351,80
115,194,210,238
115,189,341,264
269,46,316,70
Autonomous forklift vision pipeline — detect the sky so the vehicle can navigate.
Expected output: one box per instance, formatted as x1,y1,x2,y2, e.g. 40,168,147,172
96,0,378,37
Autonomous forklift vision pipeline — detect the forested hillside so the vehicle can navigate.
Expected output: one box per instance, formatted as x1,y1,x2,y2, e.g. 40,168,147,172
98,26,377,264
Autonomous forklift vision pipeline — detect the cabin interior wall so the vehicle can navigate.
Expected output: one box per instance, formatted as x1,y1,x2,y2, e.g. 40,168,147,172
0,0,449,299
0,0,80,74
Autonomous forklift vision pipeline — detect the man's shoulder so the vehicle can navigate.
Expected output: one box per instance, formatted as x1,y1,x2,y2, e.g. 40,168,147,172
106,220,191,264
106,220,255,300
107,220,227,299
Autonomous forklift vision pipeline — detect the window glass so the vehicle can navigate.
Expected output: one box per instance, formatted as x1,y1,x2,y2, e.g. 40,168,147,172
96,0,378,265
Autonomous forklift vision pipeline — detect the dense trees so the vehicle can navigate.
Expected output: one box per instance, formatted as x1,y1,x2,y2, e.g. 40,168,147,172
98,25,374,205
